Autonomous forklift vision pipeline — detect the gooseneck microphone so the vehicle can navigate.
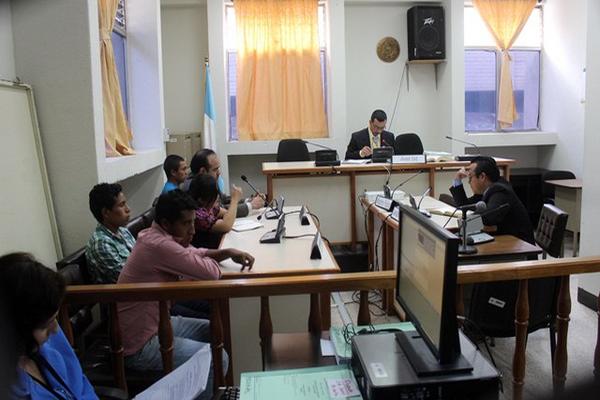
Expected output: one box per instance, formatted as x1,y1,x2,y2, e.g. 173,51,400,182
390,170,424,199
458,200,487,213
240,175,267,203
445,135,481,161
302,140,335,151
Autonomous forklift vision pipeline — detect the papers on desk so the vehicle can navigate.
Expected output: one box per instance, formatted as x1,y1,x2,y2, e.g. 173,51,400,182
342,159,370,165
239,365,362,400
428,207,460,218
425,151,454,162
233,219,263,232
134,345,211,400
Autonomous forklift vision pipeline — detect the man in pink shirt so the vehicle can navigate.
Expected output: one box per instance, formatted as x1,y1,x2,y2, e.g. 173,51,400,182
117,190,253,397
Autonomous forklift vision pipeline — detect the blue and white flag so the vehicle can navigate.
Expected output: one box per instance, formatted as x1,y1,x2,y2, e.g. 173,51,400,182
203,63,216,149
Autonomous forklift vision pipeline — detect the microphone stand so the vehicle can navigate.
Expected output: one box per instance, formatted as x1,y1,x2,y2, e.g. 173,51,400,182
445,135,481,161
458,208,477,254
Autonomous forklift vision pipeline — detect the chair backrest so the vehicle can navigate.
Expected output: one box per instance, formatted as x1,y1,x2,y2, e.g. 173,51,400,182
535,204,569,258
57,264,94,340
542,170,576,202
394,133,424,155
56,247,91,283
438,193,456,207
276,139,309,162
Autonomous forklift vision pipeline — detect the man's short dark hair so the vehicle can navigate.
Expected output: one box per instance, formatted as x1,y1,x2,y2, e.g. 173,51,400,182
190,149,216,175
0,252,66,358
189,174,219,207
155,189,198,225
370,109,387,122
89,183,123,223
471,156,500,182
163,154,185,178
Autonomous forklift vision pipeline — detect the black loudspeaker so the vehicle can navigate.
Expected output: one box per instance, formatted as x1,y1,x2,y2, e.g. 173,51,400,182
407,6,445,60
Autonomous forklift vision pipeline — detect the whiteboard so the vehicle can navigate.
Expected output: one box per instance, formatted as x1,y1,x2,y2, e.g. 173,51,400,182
0,81,61,267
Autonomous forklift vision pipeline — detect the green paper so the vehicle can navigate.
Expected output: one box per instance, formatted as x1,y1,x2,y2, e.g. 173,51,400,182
240,365,362,400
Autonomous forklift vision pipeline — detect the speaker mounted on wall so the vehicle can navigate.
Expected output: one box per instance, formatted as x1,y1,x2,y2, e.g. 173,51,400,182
407,6,445,61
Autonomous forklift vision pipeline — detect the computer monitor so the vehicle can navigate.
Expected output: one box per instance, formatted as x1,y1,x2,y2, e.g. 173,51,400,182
395,204,471,376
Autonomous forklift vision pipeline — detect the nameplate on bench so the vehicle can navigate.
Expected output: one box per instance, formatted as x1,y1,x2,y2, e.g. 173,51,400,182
375,195,397,212
393,154,426,164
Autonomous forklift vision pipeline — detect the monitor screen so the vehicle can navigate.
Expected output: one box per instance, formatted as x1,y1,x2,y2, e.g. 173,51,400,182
396,204,461,364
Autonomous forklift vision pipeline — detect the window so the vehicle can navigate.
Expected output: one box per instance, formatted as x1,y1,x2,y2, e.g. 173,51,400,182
464,6,542,132
224,2,328,141
113,0,128,120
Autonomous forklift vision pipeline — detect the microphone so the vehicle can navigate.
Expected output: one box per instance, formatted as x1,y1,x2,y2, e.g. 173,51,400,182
416,187,432,214
457,200,487,213
241,175,268,204
302,140,335,151
445,135,481,161
390,170,424,199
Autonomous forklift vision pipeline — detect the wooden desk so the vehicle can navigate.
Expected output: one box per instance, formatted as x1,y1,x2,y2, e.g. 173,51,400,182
361,196,542,313
545,179,582,256
219,207,339,383
262,158,516,248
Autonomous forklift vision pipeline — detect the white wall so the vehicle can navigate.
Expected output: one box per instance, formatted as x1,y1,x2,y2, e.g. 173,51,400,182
579,0,600,296
161,3,208,133
11,0,165,254
538,0,587,177
0,0,15,80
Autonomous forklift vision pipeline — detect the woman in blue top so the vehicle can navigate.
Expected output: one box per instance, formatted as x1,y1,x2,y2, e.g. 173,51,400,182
0,252,98,400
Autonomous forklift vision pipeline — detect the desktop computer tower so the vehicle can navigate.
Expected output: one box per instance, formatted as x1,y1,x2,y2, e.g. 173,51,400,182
351,332,500,399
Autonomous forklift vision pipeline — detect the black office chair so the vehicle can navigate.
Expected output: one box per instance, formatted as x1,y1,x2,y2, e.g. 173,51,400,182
466,205,569,362
276,139,309,162
542,170,575,205
394,133,424,155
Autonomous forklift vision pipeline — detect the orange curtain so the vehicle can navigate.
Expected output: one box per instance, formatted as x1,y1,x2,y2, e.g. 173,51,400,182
473,0,536,128
99,0,134,156
235,0,328,140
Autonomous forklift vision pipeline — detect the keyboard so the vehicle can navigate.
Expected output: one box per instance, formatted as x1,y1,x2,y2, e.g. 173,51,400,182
467,232,495,245
215,386,240,400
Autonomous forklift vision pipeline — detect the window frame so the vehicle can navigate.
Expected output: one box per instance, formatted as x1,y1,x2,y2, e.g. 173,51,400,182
224,1,329,142
464,5,543,133
112,0,129,121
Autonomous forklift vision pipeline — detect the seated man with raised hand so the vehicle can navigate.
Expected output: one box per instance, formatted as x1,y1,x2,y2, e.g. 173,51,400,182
85,183,135,284
450,156,534,243
183,148,264,216
162,154,188,194
345,109,395,159
117,189,253,376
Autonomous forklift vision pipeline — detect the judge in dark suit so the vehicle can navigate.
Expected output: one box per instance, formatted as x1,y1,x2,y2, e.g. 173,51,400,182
449,156,534,243
345,109,395,159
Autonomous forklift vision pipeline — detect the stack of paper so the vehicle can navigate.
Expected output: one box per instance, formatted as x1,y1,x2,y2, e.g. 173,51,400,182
425,151,454,162
233,219,263,232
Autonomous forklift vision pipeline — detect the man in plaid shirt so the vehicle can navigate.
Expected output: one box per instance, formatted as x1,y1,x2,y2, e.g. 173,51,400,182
85,183,135,283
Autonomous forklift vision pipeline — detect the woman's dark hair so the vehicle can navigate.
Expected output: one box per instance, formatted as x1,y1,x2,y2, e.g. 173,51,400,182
189,174,219,208
0,253,66,357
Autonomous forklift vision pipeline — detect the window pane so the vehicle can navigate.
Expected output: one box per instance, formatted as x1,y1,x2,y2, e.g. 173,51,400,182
465,50,496,132
112,31,128,120
504,50,540,131
465,7,542,48
227,51,238,141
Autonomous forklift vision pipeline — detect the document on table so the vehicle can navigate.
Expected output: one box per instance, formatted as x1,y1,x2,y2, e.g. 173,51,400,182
342,159,370,165
233,219,263,232
134,345,211,400
239,365,362,400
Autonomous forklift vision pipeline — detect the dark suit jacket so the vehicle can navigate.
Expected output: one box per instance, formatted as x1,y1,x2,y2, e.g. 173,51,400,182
450,179,534,244
345,128,395,159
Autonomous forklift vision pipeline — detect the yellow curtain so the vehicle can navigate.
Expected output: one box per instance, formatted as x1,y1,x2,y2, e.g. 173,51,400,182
473,0,536,128
235,0,328,140
98,0,134,156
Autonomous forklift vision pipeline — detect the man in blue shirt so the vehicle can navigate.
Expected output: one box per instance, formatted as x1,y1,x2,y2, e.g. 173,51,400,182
162,154,188,194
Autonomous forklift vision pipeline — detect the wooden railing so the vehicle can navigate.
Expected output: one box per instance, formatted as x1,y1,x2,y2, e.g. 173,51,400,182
59,258,600,399
59,271,396,395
